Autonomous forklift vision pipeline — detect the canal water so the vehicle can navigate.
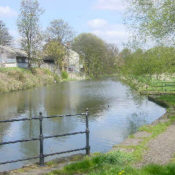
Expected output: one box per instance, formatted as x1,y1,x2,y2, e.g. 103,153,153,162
0,78,166,172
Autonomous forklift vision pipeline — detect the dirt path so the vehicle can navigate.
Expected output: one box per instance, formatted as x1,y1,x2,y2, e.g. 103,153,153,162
112,112,175,168
136,123,175,167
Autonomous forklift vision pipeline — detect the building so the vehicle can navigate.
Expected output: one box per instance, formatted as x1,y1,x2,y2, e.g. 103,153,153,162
65,49,83,73
0,45,28,68
43,49,83,74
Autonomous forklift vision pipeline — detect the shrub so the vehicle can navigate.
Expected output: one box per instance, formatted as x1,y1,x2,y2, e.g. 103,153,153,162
61,71,68,79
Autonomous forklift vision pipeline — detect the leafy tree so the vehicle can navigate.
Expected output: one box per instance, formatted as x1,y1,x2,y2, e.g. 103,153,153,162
72,33,108,77
44,41,66,71
17,0,43,67
46,19,74,45
105,43,119,73
127,0,175,44
0,20,12,46
119,48,132,62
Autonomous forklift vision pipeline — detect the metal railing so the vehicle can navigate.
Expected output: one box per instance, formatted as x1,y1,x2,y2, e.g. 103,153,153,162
0,109,90,166
149,82,175,92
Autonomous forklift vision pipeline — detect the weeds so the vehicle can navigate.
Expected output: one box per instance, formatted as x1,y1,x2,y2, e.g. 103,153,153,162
0,68,59,93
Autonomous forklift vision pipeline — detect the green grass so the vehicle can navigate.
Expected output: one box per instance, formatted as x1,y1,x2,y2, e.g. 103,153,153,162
155,95,175,107
0,67,60,93
47,116,175,175
47,152,175,175
119,74,175,94
47,151,133,175
61,71,69,79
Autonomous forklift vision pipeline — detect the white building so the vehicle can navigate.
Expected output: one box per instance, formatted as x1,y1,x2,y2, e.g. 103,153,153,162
65,49,83,73
0,45,28,68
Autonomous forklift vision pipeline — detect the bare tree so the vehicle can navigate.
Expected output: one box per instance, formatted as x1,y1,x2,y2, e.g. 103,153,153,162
0,20,12,46
17,0,43,67
46,19,74,45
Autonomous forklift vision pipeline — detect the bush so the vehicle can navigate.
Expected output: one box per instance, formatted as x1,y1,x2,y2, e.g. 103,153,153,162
61,71,68,79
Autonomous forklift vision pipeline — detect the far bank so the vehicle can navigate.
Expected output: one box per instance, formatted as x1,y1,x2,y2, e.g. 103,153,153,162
0,67,85,94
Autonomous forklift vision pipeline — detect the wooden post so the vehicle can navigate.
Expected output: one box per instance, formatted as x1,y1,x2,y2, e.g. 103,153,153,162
39,112,44,166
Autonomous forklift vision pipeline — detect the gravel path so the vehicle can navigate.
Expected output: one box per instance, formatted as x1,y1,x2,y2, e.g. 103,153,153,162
136,123,175,167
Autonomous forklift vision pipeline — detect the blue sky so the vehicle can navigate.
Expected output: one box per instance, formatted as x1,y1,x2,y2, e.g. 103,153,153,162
0,0,129,49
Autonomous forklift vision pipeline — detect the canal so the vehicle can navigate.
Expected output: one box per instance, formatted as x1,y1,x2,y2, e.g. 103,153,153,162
0,78,166,172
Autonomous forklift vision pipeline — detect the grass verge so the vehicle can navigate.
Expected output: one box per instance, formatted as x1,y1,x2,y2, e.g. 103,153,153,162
46,115,175,175
0,67,60,93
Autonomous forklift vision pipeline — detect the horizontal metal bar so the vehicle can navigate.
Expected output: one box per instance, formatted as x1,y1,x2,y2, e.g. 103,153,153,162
0,131,86,145
44,131,86,139
44,147,87,158
0,113,86,123
0,118,37,123
0,138,39,146
0,156,39,165
152,85,175,87
44,114,85,119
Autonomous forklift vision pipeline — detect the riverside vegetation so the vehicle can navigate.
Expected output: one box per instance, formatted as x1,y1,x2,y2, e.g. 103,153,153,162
45,37,175,175
0,68,60,93
2,0,175,174
42,47,175,174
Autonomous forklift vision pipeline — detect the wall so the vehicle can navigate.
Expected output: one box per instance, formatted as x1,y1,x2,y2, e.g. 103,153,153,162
17,63,28,68
4,62,17,68
41,63,60,75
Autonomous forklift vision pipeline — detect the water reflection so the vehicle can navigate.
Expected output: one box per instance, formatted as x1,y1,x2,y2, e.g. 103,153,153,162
0,78,166,172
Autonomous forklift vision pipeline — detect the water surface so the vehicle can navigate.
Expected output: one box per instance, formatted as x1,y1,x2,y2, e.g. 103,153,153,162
0,78,165,172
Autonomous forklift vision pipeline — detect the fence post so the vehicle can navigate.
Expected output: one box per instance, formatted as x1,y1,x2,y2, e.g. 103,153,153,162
85,108,90,156
39,112,44,166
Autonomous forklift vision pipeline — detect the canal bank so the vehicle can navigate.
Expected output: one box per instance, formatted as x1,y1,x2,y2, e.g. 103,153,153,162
111,75,175,167
0,78,165,173
0,67,86,94
4,112,175,175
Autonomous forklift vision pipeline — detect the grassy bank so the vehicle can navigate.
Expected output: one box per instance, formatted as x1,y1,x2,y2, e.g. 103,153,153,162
45,74,175,175
119,74,175,94
9,112,175,175
0,67,60,93
45,114,175,175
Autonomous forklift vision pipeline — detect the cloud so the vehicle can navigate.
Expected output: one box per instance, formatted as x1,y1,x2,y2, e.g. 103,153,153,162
0,6,17,17
88,19,107,29
94,0,126,12
88,19,130,49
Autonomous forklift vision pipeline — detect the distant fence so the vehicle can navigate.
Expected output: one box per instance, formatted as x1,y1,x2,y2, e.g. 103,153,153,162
149,81,175,93
0,109,90,166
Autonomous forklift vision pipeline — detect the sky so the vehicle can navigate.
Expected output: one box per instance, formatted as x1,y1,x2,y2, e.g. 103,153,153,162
0,0,130,49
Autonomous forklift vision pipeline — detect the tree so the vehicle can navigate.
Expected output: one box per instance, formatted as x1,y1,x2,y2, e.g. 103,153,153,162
72,33,109,77
44,41,66,71
17,0,43,67
0,20,12,46
46,19,74,45
127,0,175,44
119,48,132,62
105,43,119,73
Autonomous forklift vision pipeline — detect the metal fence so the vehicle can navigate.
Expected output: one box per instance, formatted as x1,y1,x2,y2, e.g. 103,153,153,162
0,109,90,166
151,82,175,92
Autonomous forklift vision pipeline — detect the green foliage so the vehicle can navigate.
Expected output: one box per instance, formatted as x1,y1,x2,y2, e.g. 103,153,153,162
47,115,175,175
0,68,59,93
139,122,169,138
120,46,175,76
156,95,175,107
44,40,66,71
47,151,132,175
47,153,175,175
72,33,118,78
127,0,175,43
61,71,68,79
